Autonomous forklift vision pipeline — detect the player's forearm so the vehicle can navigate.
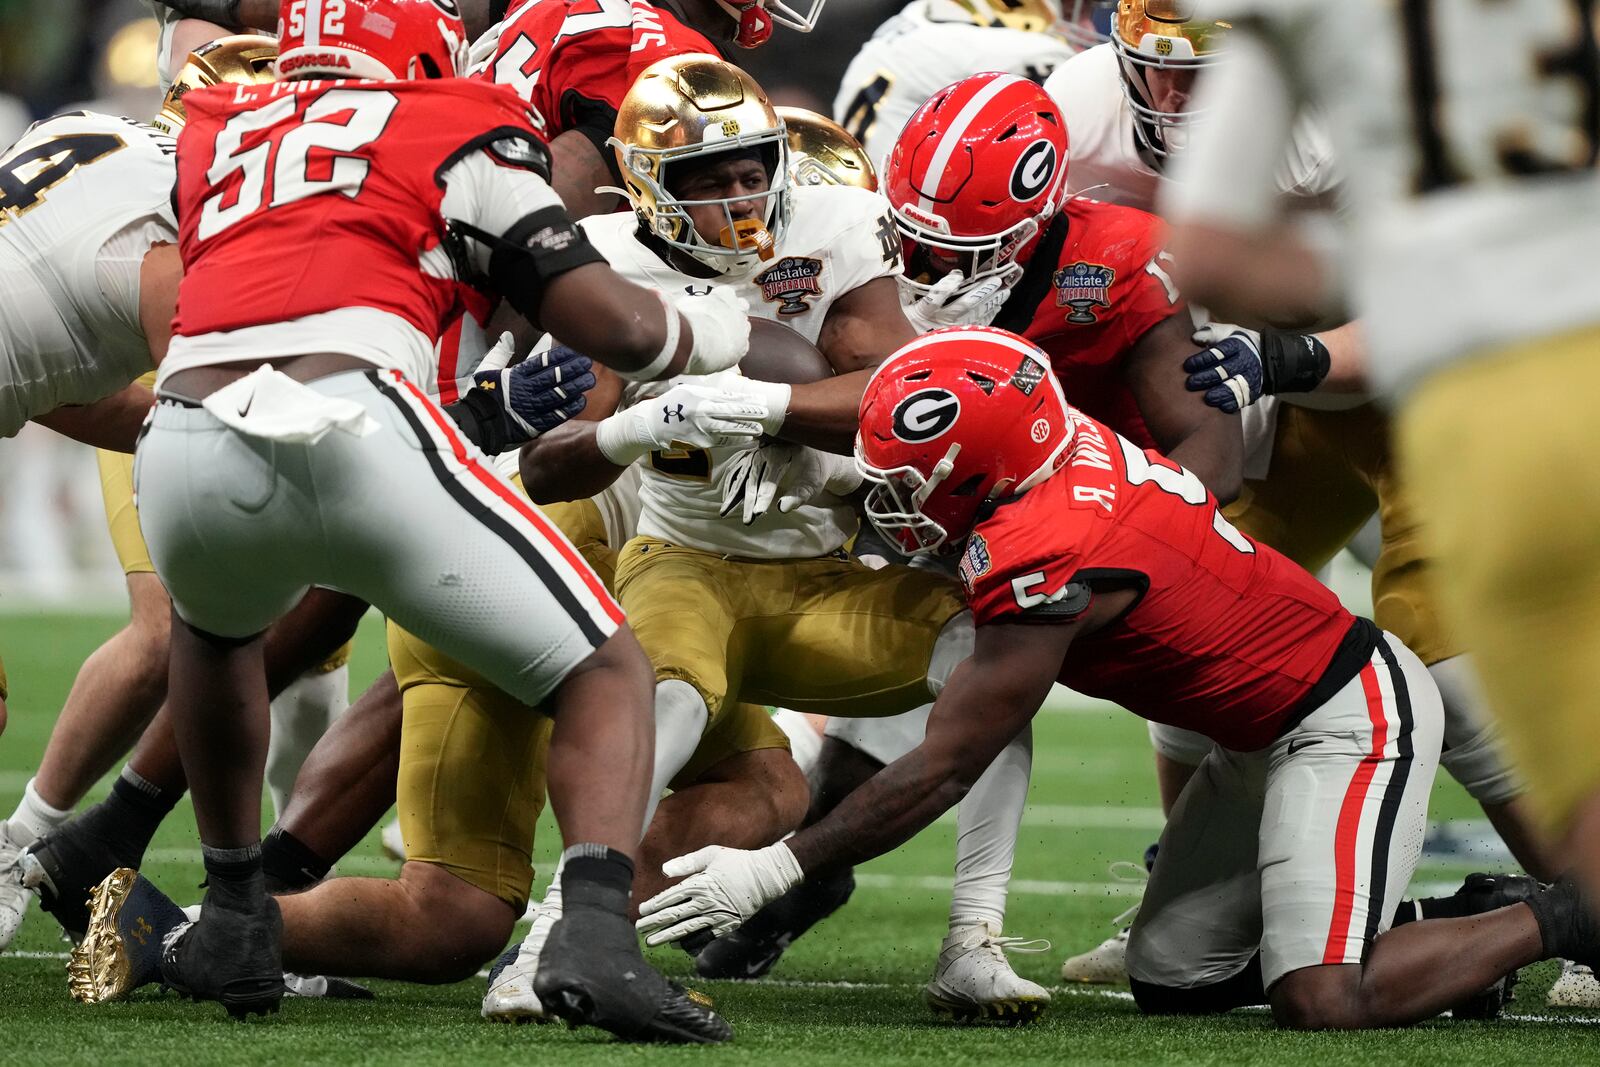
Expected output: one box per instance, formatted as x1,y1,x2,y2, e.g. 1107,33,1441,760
1164,423,1243,506
774,370,871,454
1170,222,1334,329
548,132,621,220
518,421,626,503
785,742,977,875
1308,321,1370,394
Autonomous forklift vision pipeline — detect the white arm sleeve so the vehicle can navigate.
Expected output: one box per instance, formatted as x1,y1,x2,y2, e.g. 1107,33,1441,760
1162,30,1299,231
437,144,572,274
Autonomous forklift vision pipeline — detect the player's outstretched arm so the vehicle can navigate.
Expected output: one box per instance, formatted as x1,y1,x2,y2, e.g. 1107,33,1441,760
779,277,919,454
34,383,156,453
1123,310,1244,505
635,617,1078,946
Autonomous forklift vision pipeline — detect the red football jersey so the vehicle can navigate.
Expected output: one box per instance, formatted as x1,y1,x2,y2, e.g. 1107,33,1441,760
960,406,1371,751
992,198,1185,450
172,78,539,343
479,0,718,142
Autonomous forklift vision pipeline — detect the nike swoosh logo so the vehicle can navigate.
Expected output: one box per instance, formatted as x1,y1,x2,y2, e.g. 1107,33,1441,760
1286,738,1323,756
237,396,252,418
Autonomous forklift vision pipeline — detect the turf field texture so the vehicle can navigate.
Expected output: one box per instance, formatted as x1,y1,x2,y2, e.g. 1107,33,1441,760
1,610,1596,1066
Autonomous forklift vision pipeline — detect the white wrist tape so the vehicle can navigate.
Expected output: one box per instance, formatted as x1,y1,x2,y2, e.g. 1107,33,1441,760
612,290,682,383
594,412,650,466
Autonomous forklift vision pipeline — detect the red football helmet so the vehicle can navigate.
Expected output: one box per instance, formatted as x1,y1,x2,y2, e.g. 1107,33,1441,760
715,0,825,49
884,73,1070,305
856,327,1076,556
277,0,468,81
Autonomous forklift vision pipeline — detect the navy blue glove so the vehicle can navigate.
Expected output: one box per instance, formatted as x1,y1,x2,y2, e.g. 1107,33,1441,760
446,338,594,453
1183,328,1330,414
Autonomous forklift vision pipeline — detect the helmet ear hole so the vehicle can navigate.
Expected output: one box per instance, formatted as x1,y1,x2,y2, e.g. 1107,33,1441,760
950,472,989,498
415,54,443,79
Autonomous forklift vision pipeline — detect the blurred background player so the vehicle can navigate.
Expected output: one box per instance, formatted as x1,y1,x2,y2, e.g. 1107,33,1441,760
834,0,1099,171
1164,0,1600,966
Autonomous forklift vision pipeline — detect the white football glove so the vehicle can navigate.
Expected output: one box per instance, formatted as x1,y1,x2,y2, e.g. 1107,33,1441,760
594,383,767,466
678,287,753,376
719,441,865,526
635,843,804,947
903,270,1011,333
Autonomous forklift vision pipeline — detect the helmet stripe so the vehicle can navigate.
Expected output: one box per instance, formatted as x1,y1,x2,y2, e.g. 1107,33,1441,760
916,74,1029,214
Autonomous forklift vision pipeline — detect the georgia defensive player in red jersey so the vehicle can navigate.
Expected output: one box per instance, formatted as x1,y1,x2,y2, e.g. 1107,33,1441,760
885,72,1239,502
636,326,1600,1031
69,0,752,1040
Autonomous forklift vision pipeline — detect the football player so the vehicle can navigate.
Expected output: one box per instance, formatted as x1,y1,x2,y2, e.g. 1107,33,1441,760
0,36,361,952
485,53,1051,1024
1163,0,1600,972
65,0,750,1040
706,69,1243,993
637,326,1600,1031
1044,0,1554,989
833,0,1087,171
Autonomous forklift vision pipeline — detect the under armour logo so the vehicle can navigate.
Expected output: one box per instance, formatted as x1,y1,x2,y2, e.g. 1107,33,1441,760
662,404,685,423
131,916,153,947
684,285,713,296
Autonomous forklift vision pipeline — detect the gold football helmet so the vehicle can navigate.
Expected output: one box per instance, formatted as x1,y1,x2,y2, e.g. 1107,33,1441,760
777,107,877,192
152,34,278,136
612,54,790,276
1111,1,1229,160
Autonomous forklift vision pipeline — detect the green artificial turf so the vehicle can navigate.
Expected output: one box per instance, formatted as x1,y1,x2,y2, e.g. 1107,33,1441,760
1,610,1594,1065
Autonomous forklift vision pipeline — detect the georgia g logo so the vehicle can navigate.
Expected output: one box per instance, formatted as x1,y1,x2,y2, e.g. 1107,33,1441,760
891,388,961,444
1009,139,1058,202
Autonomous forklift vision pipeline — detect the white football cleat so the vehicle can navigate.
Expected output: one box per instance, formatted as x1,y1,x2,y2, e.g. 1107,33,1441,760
1547,959,1600,1009
923,920,1051,1026
0,819,35,952
379,820,405,863
481,892,561,1023
1059,926,1130,984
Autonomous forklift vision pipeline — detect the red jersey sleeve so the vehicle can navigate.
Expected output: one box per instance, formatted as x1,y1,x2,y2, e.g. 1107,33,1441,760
483,1,717,161
959,493,1104,628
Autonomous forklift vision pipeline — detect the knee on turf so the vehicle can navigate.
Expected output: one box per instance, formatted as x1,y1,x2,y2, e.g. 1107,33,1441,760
1129,955,1265,1017
396,861,517,983
1267,965,1368,1030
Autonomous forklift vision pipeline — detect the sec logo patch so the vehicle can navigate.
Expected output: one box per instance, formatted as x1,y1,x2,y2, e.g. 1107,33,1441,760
1031,418,1050,443
891,388,961,443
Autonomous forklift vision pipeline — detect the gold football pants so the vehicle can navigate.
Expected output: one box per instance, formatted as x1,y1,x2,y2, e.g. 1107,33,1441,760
1399,325,1600,837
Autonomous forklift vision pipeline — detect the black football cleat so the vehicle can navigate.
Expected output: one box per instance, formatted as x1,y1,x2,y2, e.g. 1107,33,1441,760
159,884,286,1020
68,868,189,1003
534,905,731,1044
695,867,855,980
22,822,139,941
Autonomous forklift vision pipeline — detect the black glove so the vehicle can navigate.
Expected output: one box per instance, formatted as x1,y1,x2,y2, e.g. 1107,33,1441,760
446,341,595,454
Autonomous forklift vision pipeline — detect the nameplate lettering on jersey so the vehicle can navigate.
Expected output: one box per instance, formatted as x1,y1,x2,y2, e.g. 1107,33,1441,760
1065,409,1116,513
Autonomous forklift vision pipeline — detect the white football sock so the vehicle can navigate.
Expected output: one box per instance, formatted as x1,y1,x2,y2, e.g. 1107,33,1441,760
948,724,1033,930
644,679,709,831
265,664,350,822
9,776,73,845
771,708,824,776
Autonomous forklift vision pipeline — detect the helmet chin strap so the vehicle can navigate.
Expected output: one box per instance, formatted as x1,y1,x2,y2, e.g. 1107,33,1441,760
715,0,774,47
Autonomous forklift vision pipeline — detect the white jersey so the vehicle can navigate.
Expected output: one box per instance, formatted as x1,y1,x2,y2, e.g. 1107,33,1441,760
584,184,900,559
1167,0,1600,395
0,111,175,439
834,0,1076,173
1046,42,1340,214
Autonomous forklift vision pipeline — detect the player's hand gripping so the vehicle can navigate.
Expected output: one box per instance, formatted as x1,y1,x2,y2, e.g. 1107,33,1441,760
446,334,594,454
903,270,1011,333
594,383,769,466
636,844,804,946
1183,324,1331,413
719,441,865,526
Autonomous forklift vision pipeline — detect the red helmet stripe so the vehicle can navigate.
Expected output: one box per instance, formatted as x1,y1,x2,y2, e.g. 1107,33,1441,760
915,74,1030,214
